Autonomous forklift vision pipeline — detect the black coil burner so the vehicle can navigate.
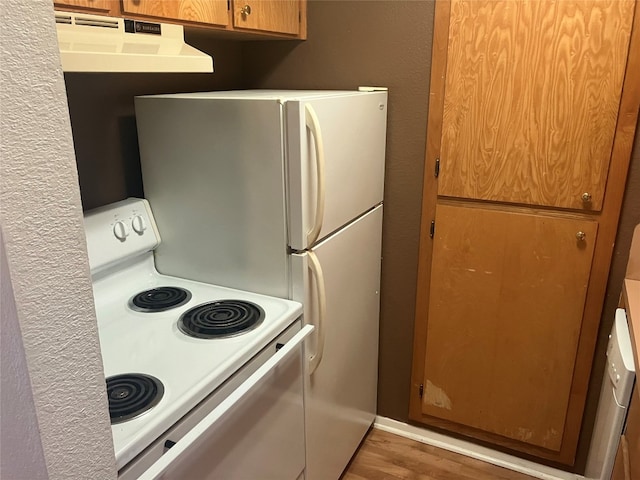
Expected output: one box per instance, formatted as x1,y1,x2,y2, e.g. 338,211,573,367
178,300,265,339
106,373,164,424
129,287,191,312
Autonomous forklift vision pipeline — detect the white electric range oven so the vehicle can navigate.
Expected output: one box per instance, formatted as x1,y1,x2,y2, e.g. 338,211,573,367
84,198,311,479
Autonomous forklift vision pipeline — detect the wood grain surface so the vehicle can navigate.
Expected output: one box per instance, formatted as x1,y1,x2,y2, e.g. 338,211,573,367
422,203,597,451
410,0,640,466
410,0,453,427
341,428,536,480
121,0,229,27
54,0,111,11
233,0,300,35
438,0,635,210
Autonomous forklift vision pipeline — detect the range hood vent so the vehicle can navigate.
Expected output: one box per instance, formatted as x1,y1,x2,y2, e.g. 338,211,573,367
55,11,213,73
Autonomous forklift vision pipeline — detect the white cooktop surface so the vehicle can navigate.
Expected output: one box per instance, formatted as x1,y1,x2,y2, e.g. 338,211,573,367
92,254,302,469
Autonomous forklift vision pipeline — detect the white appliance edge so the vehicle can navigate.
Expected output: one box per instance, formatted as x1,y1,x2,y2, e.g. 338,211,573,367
585,308,635,480
291,205,383,479
134,89,388,479
136,325,314,479
84,198,306,474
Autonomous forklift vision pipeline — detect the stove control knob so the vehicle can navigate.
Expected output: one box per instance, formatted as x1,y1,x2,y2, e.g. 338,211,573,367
113,221,130,241
132,215,147,235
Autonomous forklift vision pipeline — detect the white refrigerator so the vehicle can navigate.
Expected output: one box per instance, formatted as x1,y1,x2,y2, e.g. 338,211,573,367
134,89,388,480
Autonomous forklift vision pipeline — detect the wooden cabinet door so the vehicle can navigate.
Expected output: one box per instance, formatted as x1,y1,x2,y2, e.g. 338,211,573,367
121,0,229,27
54,0,111,12
233,0,300,35
421,204,597,451
438,0,635,211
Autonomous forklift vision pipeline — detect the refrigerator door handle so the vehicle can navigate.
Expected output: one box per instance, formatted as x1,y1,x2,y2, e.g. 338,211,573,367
304,103,326,246
307,250,326,375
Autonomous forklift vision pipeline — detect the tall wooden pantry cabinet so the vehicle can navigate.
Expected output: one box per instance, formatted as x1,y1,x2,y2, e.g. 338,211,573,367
410,0,640,465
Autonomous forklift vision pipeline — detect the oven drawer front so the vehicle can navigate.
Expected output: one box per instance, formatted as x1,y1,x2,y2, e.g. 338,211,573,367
137,325,313,480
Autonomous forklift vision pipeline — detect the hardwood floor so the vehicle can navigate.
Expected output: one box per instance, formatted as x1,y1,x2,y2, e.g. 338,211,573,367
341,428,537,480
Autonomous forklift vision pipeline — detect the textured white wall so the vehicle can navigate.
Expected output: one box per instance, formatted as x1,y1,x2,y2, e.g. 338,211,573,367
0,0,116,478
1,229,48,479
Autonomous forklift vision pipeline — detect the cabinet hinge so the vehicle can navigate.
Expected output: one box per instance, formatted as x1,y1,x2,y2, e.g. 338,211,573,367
434,158,440,178
227,0,230,10
419,383,424,398
429,220,435,238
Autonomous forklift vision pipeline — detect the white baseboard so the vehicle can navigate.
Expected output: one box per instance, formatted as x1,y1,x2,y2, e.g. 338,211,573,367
373,416,584,480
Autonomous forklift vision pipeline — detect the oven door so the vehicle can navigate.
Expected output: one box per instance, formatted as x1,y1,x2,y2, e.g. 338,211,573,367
135,325,313,480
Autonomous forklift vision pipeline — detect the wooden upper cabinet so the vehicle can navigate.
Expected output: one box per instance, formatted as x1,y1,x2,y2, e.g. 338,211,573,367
438,0,636,211
422,203,598,451
121,0,229,27
54,0,111,12
232,0,300,35
54,0,306,38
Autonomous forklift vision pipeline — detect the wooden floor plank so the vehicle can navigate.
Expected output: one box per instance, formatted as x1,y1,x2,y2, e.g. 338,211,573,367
341,429,537,480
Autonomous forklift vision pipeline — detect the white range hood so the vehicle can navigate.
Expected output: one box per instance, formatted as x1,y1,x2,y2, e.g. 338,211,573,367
55,11,213,73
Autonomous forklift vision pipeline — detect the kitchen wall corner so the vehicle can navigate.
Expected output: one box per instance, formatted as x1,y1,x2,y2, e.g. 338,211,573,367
0,0,116,478
1,228,48,479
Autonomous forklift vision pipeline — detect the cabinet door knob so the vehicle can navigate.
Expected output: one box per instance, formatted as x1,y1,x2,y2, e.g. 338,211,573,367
576,231,586,241
581,192,592,203
241,4,252,16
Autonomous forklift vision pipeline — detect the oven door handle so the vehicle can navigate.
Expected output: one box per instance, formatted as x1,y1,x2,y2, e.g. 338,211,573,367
137,324,314,480
305,103,325,246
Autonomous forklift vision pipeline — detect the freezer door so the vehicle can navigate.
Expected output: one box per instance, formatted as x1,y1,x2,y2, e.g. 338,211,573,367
291,205,383,480
286,92,387,250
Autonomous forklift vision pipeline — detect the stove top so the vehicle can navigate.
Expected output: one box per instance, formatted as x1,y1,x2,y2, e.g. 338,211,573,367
85,199,302,470
93,255,301,469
